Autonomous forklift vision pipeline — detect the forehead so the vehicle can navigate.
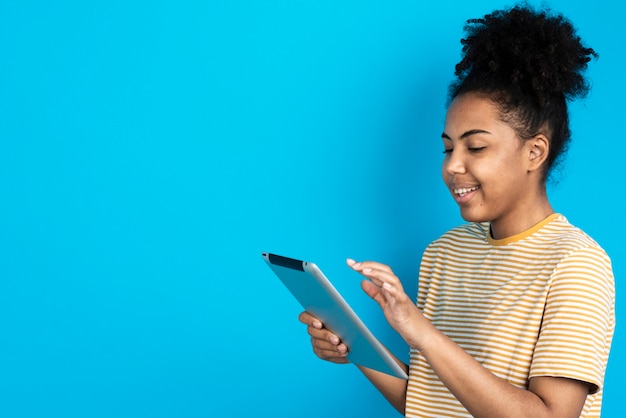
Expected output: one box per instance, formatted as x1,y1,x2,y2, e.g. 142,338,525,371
443,93,523,145
444,94,501,132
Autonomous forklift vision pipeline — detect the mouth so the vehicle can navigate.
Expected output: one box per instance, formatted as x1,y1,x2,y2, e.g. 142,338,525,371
453,185,480,198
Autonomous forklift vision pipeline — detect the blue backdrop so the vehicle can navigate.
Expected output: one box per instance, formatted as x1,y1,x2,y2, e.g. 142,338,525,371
1,1,623,417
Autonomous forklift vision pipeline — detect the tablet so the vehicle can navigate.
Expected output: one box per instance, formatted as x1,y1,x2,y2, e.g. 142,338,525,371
262,252,408,379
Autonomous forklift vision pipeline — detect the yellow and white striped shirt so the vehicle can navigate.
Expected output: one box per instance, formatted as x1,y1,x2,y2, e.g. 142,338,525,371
406,214,615,417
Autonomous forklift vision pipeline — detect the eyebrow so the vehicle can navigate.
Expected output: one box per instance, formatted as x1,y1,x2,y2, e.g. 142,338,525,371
441,129,492,140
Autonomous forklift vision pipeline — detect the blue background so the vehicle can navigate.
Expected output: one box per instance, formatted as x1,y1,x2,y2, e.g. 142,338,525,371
1,1,623,416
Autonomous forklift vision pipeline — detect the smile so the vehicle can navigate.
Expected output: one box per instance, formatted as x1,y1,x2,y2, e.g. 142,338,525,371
453,186,480,197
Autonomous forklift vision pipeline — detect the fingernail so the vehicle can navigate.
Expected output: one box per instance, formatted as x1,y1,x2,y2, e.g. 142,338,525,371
313,320,322,329
330,335,339,344
363,268,372,273
346,258,355,266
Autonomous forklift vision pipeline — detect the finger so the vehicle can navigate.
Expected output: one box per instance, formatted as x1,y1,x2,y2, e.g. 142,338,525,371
348,259,393,278
312,337,349,359
361,279,387,307
380,281,400,305
361,268,404,292
314,348,350,364
298,311,323,329
378,280,412,306
313,337,348,354
347,259,394,274
306,324,343,348
360,269,401,292
361,277,408,309
347,259,398,284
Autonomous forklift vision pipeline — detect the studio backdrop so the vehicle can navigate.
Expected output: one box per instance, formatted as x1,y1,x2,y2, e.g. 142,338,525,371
0,1,623,417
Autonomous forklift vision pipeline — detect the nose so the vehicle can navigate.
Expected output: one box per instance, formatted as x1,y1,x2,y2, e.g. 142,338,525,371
443,149,466,176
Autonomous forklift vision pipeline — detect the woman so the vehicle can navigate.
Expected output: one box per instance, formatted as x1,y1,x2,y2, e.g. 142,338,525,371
299,4,615,418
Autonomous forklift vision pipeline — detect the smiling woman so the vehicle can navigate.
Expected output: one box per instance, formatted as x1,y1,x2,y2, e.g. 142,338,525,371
299,4,615,418
441,94,554,239
1,0,622,417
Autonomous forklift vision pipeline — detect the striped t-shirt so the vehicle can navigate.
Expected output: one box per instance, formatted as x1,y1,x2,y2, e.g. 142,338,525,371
406,214,615,417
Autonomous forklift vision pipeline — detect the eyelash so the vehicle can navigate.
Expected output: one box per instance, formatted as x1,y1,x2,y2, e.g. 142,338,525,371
442,147,486,155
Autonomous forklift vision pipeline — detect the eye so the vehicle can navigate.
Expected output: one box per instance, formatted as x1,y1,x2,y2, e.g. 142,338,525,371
442,148,453,155
468,146,486,153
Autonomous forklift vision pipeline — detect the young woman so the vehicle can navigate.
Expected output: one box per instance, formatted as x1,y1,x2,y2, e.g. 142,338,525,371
299,5,615,418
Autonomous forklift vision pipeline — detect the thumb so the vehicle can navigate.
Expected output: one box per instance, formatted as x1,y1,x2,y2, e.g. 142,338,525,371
361,280,386,307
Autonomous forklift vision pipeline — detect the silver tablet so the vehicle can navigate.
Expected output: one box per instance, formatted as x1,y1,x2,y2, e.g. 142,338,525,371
262,252,408,379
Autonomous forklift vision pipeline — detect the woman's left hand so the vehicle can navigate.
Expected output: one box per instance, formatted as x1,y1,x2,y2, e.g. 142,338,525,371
347,259,424,348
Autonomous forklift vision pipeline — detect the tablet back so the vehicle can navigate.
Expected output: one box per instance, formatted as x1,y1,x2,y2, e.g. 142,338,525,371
262,252,408,379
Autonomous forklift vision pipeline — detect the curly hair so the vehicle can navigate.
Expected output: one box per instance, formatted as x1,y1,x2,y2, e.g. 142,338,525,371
448,3,597,182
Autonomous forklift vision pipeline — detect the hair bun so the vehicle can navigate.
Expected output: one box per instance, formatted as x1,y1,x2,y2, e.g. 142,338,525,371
452,5,597,105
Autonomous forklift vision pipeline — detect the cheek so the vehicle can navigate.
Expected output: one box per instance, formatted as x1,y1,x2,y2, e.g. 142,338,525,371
481,151,517,179
472,163,504,197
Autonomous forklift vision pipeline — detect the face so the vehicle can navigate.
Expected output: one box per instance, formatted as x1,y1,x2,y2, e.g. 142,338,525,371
441,93,543,230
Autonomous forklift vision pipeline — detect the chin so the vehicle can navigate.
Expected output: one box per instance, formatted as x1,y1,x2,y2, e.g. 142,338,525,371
459,209,491,224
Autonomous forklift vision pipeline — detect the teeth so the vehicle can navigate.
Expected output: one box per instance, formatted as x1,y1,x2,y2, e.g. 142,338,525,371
454,186,479,196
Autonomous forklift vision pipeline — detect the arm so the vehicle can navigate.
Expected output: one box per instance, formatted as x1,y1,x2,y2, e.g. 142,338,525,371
350,259,590,418
356,363,409,414
298,311,408,414
408,312,588,417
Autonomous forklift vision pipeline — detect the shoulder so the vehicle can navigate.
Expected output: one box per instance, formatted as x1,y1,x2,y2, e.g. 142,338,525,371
540,215,611,262
542,215,614,298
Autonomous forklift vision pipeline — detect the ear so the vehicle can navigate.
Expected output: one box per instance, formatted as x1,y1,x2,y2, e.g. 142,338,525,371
526,134,550,172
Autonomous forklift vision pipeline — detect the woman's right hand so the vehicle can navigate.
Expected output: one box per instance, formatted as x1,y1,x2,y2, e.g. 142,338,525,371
298,311,350,364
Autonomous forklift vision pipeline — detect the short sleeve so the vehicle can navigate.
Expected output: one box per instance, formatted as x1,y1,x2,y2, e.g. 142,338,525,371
530,246,615,393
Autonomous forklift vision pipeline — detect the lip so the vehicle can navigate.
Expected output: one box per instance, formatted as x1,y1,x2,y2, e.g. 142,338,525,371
450,185,480,204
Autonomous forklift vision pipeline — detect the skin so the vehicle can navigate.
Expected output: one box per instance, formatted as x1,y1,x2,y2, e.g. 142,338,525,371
299,93,590,417
441,92,554,239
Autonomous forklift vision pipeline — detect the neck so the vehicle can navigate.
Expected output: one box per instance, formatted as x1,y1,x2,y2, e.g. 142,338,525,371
489,199,554,240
